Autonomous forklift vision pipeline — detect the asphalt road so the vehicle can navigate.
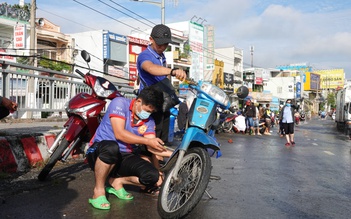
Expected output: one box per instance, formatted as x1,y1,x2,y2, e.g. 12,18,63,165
0,117,350,219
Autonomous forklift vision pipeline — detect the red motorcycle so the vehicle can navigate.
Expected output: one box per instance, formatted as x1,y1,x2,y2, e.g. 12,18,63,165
295,112,300,125
38,50,122,181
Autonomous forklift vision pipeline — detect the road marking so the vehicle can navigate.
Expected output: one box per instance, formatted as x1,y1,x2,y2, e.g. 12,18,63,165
312,143,318,146
323,151,335,155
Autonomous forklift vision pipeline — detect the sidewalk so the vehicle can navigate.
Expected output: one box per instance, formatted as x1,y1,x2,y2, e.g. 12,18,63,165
0,118,66,174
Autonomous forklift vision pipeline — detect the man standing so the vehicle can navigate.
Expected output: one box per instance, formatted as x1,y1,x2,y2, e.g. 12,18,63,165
243,99,256,135
137,24,187,144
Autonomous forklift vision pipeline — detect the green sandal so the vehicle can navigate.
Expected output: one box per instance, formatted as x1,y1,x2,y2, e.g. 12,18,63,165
89,195,110,210
106,187,134,200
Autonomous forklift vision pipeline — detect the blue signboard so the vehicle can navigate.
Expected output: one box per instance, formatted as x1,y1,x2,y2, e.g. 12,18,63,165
296,82,301,98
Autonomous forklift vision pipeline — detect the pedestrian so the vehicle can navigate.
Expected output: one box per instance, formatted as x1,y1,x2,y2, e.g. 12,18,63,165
0,96,18,120
264,103,272,135
137,24,187,144
279,99,299,146
86,87,172,210
254,104,262,135
243,99,256,135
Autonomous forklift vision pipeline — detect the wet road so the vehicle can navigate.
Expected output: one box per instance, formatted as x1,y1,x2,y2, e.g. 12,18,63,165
1,117,350,219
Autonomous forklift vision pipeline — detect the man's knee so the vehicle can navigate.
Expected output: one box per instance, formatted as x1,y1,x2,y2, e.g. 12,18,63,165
139,168,159,186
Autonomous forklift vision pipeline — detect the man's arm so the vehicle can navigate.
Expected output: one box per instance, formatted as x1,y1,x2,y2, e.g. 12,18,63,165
110,117,166,152
0,96,18,111
141,61,187,81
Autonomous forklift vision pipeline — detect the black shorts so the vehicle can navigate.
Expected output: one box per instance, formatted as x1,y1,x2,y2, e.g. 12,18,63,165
86,141,159,187
281,122,294,134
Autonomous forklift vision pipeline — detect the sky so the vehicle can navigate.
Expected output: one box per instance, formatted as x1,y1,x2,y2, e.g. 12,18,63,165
4,0,351,79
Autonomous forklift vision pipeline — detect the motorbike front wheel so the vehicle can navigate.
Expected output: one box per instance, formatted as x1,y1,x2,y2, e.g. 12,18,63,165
38,138,71,181
157,147,212,219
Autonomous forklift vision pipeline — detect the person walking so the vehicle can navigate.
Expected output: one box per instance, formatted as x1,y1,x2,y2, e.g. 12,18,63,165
137,24,187,144
279,99,299,146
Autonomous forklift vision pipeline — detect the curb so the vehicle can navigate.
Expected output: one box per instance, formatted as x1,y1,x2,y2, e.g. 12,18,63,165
0,131,59,173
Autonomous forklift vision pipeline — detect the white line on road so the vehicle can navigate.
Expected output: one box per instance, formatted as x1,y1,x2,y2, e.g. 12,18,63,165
323,151,335,155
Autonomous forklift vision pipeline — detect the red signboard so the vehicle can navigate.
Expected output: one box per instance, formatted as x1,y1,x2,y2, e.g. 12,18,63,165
255,77,263,85
128,36,148,84
14,25,26,49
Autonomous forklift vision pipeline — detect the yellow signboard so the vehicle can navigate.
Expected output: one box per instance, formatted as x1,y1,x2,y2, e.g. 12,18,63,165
314,69,344,89
212,59,224,89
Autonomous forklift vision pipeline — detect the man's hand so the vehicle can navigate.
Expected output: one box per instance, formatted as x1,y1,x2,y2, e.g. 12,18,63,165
170,69,187,81
1,97,18,112
145,138,167,152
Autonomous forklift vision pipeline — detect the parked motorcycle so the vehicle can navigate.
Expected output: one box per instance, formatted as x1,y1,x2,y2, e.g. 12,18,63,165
38,50,122,181
157,80,248,218
294,111,300,125
300,111,306,121
216,109,237,133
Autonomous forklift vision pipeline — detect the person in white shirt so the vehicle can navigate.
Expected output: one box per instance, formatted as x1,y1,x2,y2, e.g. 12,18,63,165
234,111,246,133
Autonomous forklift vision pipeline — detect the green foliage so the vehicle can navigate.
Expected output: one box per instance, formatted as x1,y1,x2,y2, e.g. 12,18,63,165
327,92,336,109
38,57,71,72
17,56,29,65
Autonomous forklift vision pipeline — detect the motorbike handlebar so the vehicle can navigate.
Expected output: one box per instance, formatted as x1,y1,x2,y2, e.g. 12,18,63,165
75,69,85,78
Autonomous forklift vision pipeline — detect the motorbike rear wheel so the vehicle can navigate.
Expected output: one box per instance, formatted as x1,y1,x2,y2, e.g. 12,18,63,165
38,138,71,181
223,121,233,132
157,147,212,219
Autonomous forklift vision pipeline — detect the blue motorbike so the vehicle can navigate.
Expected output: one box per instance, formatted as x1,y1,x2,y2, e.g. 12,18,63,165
157,80,248,218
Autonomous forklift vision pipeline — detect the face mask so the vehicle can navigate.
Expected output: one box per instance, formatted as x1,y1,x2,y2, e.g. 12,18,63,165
286,103,291,107
136,102,151,120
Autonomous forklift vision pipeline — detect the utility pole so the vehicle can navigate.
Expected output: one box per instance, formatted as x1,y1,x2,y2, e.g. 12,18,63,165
27,0,37,118
250,45,254,67
30,0,36,66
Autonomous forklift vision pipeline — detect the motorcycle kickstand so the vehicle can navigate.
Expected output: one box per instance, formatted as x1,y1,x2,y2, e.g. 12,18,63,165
204,189,213,199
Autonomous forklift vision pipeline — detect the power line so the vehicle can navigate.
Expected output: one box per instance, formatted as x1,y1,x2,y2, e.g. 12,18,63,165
73,0,139,31
37,8,96,31
98,0,154,28
108,0,156,26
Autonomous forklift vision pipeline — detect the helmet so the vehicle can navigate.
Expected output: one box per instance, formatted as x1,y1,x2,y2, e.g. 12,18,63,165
237,86,249,99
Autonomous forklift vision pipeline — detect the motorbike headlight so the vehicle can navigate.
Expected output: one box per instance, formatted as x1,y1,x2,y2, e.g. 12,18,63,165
199,82,229,107
94,80,115,98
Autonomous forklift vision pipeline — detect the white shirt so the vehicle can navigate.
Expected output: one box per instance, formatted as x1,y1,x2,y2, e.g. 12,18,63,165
235,115,246,131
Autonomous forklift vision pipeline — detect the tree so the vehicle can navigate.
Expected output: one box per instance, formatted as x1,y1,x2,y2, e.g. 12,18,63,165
327,92,336,109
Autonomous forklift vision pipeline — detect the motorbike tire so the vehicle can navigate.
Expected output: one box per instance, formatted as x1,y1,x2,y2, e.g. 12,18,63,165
157,147,212,219
38,138,71,181
223,121,233,132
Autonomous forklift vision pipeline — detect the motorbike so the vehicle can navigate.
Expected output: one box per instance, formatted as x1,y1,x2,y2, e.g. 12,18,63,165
300,111,306,121
295,113,300,125
216,109,237,133
157,80,248,218
38,50,122,181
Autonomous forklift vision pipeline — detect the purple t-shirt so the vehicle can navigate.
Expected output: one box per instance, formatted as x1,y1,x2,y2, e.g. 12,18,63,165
92,97,156,153
137,45,167,90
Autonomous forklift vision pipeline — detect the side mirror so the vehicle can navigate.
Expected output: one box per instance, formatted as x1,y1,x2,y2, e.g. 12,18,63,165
81,50,91,63
236,86,249,99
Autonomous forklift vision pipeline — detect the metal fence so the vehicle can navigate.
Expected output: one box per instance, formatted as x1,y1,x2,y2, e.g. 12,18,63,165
0,60,135,119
